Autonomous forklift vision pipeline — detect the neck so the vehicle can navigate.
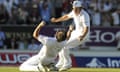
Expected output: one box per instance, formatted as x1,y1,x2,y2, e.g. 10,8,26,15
75,12,80,15
57,40,62,42
74,9,82,15
57,39,64,42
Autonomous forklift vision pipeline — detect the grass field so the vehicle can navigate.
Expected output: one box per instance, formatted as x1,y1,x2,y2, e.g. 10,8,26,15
0,67,120,72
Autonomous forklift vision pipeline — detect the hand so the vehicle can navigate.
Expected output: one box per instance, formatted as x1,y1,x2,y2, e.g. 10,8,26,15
51,18,57,22
78,36,84,41
69,25,74,31
39,21,45,27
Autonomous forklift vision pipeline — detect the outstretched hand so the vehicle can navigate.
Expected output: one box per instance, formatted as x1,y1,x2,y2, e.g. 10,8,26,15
39,21,46,27
51,18,57,22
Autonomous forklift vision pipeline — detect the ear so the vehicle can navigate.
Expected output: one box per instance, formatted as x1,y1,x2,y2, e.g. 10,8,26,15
55,32,58,37
56,31,59,34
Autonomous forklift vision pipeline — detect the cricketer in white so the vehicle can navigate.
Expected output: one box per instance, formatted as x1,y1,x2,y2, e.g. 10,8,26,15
19,21,73,72
51,0,90,71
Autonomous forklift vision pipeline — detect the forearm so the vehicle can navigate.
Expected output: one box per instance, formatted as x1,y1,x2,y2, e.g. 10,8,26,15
57,16,69,22
51,15,70,23
66,25,74,40
79,27,88,41
66,30,73,40
83,27,88,37
33,25,41,37
33,21,45,39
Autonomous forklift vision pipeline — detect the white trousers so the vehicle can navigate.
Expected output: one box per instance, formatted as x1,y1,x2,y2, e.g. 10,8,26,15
56,30,89,68
19,54,54,71
56,47,71,68
19,55,40,71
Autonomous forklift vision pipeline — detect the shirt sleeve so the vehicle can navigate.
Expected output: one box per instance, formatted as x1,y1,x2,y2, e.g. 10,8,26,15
67,11,74,18
82,13,90,27
37,35,49,45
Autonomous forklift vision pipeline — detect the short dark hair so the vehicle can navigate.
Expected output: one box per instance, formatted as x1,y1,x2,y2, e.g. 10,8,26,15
60,30,67,41
56,30,67,41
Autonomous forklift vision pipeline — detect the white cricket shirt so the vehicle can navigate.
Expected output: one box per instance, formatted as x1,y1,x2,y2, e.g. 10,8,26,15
37,35,66,64
65,9,90,48
67,9,90,36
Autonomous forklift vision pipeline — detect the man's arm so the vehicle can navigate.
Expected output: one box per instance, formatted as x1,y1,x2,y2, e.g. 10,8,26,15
33,21,45,40
51,14,71,23
78,26,88,41
66,25,74,40
78,12,90,41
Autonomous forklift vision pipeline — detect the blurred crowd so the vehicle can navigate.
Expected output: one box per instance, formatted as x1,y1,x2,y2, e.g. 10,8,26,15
0,0,119,26
0,27,43,50
0,0,120,50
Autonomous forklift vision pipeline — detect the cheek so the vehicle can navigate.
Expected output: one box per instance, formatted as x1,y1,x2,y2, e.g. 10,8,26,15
74,9,78,13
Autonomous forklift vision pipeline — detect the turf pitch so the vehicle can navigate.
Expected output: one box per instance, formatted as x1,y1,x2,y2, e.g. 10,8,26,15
0,67,120,72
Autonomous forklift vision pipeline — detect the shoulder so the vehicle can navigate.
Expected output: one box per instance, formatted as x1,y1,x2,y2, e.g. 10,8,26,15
82,10,90,17
39,35,55,40
81,10,90,20
67,10,74,16
38,35,48,38
46,37,57,46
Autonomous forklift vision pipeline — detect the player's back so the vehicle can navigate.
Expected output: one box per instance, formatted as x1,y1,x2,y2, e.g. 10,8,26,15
38,37,66,65
45,38,66,57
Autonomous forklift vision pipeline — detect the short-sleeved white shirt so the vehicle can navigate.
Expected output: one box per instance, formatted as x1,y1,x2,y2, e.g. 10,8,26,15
37,35,66,64
65,10,90,48
67,10,90,36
